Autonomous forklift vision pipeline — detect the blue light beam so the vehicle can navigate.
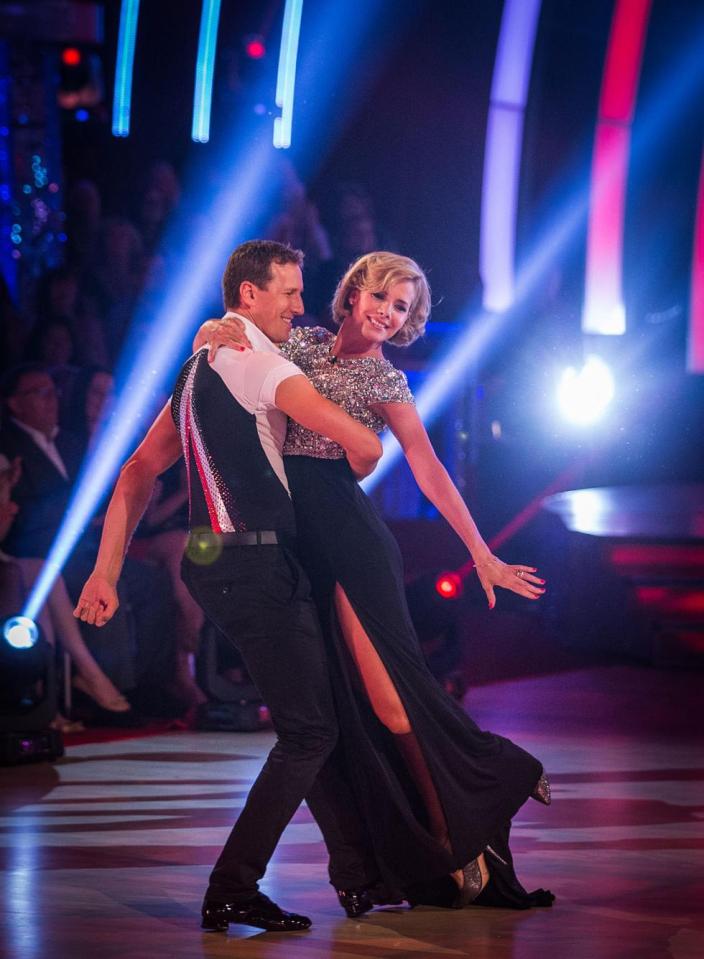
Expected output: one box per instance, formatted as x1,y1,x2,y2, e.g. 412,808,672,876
480,0,542,312
23,138,279,623
192,0,223,143
273,0,304,149
365,15,704,493
112,0,141,137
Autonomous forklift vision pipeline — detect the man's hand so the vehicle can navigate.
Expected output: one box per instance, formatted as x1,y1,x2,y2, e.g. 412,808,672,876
73,574,119,627
193,313,252,362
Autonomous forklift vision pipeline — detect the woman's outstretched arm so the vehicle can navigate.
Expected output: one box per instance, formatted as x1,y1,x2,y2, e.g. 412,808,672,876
374,401,545,608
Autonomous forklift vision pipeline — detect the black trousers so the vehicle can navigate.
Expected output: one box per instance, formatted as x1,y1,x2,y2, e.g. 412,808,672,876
182,543,377,902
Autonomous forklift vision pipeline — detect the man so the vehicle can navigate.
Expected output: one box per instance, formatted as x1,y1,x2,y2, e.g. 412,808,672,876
0,364,174,706
76,240,383,933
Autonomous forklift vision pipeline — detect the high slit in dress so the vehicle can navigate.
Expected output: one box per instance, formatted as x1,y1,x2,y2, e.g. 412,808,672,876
281,326,553,908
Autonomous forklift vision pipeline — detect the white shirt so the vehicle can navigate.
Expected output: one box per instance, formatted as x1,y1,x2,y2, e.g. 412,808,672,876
11,418,69,480
208,314,303,495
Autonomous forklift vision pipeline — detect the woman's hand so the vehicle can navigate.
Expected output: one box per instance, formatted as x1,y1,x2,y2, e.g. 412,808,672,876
473,555,546,609
192,313,253,362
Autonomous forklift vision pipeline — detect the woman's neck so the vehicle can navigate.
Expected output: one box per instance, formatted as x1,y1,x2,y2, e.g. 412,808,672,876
331,323,384,360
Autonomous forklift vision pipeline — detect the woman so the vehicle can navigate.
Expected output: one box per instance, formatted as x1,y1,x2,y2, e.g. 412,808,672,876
0,454,132,729
195,252,553,912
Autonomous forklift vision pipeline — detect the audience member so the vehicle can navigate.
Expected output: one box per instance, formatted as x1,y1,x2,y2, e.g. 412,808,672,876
63,365,115,447
265,158,332,314
316,181,393,320
93,217,146,362
36,267,109,368
66,178,103,277
0,453,132,729
132,462,207,707
0,364,179,716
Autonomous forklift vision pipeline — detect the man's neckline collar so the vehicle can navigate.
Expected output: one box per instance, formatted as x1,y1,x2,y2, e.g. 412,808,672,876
225,311,280,354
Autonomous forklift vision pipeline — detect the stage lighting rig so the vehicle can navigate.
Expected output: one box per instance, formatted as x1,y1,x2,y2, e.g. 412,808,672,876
58,45,104,111
557,354,615,425
0,616,63,765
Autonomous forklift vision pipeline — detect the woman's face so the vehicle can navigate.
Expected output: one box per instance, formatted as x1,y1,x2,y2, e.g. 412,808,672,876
347,279,415,345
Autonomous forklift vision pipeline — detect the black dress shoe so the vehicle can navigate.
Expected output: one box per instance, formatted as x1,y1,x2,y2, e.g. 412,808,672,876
336,882,404,918
201,892,311,932
336,887,375,918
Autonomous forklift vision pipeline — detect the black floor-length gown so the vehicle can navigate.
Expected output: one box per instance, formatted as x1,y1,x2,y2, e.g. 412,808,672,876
281,328,552,907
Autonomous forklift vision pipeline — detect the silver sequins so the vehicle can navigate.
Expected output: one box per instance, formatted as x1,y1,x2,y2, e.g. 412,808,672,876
281,327,414,459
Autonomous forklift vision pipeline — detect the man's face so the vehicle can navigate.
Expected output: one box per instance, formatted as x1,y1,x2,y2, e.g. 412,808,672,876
250,262,304,343
7,372,59,435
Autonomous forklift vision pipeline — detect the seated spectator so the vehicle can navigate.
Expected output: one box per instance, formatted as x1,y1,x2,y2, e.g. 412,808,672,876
316,180,394,320
24,317,79,419
25,317,75,368
265,158,332,315
63,365,115,448
145,160,181,216
0,454,132,729
66,178,103,277
36,266,109,368
137,186,171,256
93,217,146,362
0,363,180,716
131,462,207,708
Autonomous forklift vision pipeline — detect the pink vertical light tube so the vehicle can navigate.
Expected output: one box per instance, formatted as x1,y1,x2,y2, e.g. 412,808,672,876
582,0,653,335
689,153,704,372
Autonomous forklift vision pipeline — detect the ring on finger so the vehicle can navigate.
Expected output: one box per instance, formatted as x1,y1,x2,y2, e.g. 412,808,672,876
516,570,524,579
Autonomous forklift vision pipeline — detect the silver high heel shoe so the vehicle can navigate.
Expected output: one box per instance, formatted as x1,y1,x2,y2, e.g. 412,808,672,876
452,858,484,908
531,772,551,805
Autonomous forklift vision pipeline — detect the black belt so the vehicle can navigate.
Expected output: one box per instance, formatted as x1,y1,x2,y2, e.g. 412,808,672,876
218,530,285,546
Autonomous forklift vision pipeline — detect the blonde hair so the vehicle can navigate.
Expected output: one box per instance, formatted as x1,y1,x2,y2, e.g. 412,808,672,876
331,251,431,347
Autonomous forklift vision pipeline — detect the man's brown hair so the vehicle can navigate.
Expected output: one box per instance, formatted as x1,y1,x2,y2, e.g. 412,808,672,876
221,240,304,309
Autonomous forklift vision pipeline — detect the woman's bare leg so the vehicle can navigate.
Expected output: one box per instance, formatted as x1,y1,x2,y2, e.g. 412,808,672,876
16,559,129,711
334,584,487,891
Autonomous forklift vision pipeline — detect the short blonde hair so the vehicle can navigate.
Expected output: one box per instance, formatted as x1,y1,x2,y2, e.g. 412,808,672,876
331,251,431,347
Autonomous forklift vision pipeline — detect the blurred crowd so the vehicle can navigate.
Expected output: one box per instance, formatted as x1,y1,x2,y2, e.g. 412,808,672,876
0,156,393,732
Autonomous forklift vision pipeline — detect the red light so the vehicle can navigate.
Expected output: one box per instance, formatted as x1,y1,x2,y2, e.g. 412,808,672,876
435,573,462,600
244,37,266,60
62,47,82,67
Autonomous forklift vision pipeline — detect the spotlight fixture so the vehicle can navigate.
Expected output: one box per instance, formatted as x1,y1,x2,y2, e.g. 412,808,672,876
244,34,266,60
435,572,463,600
3,615,39,650
0,616,63,765
557,354,615,425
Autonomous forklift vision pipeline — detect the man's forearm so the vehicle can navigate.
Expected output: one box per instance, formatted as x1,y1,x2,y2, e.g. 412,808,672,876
92,459,158,585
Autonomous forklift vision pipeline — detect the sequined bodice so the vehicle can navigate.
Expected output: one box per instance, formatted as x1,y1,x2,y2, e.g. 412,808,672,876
281,326,414,459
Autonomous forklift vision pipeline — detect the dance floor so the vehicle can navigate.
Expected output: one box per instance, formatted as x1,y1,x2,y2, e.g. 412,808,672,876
2,664,703,959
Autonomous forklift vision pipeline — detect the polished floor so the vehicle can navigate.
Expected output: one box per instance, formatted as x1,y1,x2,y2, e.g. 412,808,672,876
1,664,703,959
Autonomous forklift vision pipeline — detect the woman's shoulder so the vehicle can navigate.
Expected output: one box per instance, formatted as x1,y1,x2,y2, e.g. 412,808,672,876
370,360,415,405
282,324,334,360
290,325,335,344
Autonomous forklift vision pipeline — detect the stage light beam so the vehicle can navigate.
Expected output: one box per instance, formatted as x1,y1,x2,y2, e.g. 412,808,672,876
480,0,542,312
112,0,141,137
192,0,223,143
582,0,653,334
273,0,304,149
